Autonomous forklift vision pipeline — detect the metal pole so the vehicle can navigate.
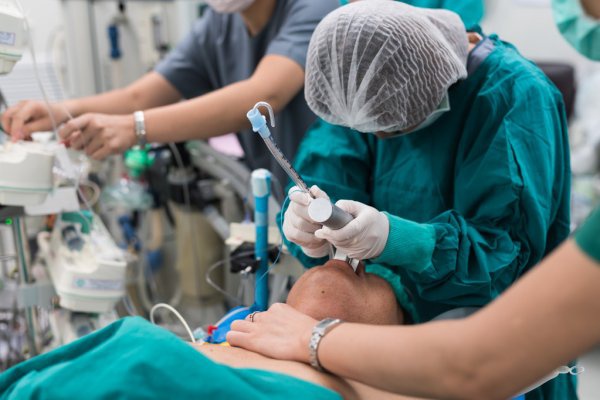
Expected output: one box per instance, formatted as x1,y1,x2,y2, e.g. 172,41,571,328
12,217,38,357
251,170,271,311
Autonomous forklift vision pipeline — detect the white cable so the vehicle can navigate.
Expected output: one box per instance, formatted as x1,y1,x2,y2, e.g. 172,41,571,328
205,248,265,305
150,303,195,343
13,0,91,226
13,0,61,136
77,179,101,207
122,294,138,316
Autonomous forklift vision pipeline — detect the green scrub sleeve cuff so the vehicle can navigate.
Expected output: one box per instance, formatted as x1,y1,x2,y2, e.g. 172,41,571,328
365,263,419,323
575,207,600,263
372,213,436,273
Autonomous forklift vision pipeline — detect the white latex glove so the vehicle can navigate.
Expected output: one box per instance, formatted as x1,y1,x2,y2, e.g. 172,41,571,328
315,200,389,260
283,185,330,258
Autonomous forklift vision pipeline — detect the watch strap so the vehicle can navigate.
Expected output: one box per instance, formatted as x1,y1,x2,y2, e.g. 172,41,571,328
133,111,147,147
308,318,343,371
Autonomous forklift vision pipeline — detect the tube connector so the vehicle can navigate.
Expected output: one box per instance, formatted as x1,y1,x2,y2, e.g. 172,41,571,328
247,102,275,138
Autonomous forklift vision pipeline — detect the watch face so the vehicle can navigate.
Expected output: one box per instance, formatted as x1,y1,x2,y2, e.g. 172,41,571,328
318,318,336,327
315,318,331,332
316,318,341,333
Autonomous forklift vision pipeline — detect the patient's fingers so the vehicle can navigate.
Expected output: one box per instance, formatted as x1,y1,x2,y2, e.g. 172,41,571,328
228,304,319,363
226,330,249,348
230,319,254,333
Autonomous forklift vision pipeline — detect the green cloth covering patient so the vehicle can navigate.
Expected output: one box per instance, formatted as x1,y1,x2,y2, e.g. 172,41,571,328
0,317,340,400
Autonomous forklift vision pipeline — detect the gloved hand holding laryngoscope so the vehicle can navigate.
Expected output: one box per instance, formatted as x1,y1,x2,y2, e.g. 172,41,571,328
283,185,332,259
247,102,359,271
284,187,391,266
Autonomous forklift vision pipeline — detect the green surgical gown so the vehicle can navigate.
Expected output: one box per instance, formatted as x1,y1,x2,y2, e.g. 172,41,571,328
339,0,484,29
281,35,573,399
400,0,483,27
0,317,340,400
575,206,600,262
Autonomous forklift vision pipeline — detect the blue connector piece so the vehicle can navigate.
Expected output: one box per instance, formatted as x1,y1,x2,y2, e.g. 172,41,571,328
246,102,275,139
108,24,121,60
204,306,252,344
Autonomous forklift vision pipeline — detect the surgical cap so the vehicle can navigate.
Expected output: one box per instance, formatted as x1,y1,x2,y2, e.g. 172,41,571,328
305,0,469,133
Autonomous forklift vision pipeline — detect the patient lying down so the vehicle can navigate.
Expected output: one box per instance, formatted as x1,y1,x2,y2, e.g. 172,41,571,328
196,259,410,400
0,260,411,400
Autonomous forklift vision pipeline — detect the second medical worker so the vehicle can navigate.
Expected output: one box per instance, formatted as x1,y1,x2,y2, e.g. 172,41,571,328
1,0,338,186
280,2,573,398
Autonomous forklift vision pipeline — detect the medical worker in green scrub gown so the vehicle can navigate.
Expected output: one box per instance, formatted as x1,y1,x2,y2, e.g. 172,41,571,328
553,0,600,60
280,1,573,399
340,0,484,28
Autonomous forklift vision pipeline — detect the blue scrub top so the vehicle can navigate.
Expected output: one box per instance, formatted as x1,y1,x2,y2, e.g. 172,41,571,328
155,0,339,186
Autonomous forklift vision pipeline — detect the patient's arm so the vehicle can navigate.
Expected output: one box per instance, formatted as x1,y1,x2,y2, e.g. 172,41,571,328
188,262,410,399
286,260,403,325
194,343,420,400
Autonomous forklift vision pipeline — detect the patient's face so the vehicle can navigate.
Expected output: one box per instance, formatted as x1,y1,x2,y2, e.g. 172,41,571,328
286,260,403,325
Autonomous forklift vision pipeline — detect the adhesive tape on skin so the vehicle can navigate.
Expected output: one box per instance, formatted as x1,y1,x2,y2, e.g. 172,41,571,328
308,197,333,223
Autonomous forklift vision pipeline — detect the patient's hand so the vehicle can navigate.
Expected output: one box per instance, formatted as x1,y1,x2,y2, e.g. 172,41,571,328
286,260,403,325
228,303,316,363
227,261,402,362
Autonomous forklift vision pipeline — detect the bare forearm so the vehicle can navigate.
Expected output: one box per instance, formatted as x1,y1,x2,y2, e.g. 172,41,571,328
460,240,600,398
581,0,600,18
318,321,469,399
51,55,303,159
61,88,133,118
144,54,303,143
62,72,180,118
145,79,286,143
318,240,600,399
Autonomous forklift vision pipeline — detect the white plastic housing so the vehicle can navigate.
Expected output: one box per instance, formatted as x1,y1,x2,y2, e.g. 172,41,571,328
0,1,26,75
39,216,127,313
0,142,54,206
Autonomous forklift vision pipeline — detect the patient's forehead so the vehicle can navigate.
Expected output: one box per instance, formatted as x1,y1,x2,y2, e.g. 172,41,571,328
291,261,362,291
285,259,400,324
287,261,357,303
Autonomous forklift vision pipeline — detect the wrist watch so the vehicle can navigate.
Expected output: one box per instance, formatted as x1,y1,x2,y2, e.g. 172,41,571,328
309,318,343,372
133,111,147,147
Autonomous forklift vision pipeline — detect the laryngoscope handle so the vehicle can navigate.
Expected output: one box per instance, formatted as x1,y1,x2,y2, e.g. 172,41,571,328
307,197,354,230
